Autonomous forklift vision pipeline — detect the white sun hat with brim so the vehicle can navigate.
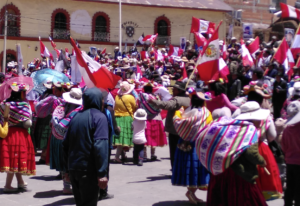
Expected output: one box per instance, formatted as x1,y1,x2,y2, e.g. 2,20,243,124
286,100,300,125
134,108,147,120
235,101,270,121
62,88,83,105
117,81,134,95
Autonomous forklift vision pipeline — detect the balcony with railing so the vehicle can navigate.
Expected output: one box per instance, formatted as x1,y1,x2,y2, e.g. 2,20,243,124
53,28,69,40
156,35,170,45
6,26,19,37
94,32,109,42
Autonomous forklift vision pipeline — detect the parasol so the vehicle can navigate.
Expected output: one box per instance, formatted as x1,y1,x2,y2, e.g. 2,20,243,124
30,68,70,94
0,76,34,102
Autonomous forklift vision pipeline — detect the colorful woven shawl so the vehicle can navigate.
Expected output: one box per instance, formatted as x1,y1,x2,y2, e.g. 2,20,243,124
0,101,31,126
195,117,259,175
52,105,82,140
138,93,160,115
173,107,211,142
35,96,63,118
257,115,272,138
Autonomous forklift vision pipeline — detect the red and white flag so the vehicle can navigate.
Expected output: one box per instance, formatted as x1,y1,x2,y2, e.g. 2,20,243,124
194,32,207,47
70,37,121,89
219,57,230,81
101,48,106,55
155,49,164,61
280,3,300,20
247,36,260,58
48,36,60,58
197,21,222,81
135,65,143,81
142,33,158,43
168,45,184,56
240,39,254,67
190,17,215,34
291,24,300,58
40,37,53,61
140,51,149,60
273,37,295,75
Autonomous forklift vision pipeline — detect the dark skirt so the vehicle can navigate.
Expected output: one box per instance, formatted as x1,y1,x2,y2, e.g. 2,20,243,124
34,115,52,149
172,138,210,189
50,135,64,172
207,167,268,206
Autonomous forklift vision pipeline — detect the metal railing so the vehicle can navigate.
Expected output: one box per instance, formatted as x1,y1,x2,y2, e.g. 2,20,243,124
156,36,170,45
53,28,69,39
94,32,109,42
7,26,19,37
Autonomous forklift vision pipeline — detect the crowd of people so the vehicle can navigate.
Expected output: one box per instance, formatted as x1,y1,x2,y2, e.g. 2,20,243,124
0,34,299,206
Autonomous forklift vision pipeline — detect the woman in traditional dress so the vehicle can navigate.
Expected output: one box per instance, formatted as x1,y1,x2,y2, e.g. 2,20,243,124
0,83,36,192
244,84,283,200
199,101,268,206
50,88,83,194
171,87,212,204
113,81,136,163
138,82,167,161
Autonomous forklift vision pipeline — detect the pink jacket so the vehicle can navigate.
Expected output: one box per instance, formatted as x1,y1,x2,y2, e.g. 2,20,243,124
206,93,238,113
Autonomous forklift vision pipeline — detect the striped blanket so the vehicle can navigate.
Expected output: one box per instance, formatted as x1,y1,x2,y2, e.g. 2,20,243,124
0,101,31,126
195,117,259,175
138,93,160,115
257,115,272,138
35,96,64,118
173,107,212,142
52,105,82,140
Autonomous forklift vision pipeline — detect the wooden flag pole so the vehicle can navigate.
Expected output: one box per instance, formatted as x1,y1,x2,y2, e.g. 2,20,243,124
185,54,202,89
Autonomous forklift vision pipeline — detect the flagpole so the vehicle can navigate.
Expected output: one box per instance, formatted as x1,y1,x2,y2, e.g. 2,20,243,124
2,10,8,74
185,55,202,89
119,0,122,52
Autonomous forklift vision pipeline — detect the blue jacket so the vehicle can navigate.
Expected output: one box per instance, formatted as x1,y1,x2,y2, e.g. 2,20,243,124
63,88,108,178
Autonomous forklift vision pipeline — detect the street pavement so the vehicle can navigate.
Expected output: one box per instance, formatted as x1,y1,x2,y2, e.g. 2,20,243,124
0,146,284,206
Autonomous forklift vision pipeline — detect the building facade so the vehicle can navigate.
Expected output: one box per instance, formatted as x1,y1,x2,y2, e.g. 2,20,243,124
0,0,232,71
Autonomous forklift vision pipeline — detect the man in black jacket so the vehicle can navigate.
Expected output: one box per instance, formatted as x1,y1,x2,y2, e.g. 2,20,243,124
63,88,109,206
273,72,287,120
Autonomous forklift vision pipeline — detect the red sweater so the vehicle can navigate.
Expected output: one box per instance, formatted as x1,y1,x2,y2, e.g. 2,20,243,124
281,121,300,165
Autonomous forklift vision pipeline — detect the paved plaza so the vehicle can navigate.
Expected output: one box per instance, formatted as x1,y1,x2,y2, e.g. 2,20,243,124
0,147,284,206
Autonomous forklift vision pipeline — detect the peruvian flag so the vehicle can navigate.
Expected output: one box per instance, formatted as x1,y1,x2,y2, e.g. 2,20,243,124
168,45,184,56
240,39,254,67
70,37,121,89
140,51,149,60
247,36,260,58
135,65,143,81
219,57,230,81
40,37,53,61
280,3,300,20
143,33,158,43
101,48,106,55
197,21,222,81
194,32,207,47
48,36,60,57
291,25,300,58
154,49,164,61
273,37,295,74
190,17,215,34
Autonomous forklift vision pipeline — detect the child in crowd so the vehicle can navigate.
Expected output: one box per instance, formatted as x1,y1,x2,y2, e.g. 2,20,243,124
132,109,147,166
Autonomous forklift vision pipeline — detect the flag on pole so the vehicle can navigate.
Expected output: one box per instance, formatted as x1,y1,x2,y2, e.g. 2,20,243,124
196,21,222,81
143,34,158,44
291,24,300,58
280,3,300,20
273,37,295,75
136,33,145,46
219,57,230,81
140,51,149,60
240,39,254,67
194,32,207,47
168,45,184,56
16,44,23,76
136,65,143,81
247,36,260,58
190,17,215,34
101,48,106,55
40,37,53,61
70,37,121,89
155,49,164,61
49,36,60,57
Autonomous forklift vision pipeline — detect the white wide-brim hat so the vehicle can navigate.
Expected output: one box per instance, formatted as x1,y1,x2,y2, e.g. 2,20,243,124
63,88,83,105
286,100,300,125
235,101,270,121
134,108,147,120
118,81,134,95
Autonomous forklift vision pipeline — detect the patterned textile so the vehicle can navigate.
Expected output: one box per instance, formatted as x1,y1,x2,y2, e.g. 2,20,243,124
138,93,160,115
196,117,259,175
257,115,272,138
0,101,31,127
173,107,211,142
52,105,82,140
35,96,63,118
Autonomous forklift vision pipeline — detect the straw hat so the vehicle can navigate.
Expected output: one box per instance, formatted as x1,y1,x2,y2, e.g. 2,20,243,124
186,87,211,101
134,108,147,120
286,100,300,125
10,82,29,92
235,101,270,121
118,81,134,95
181,57,188,63
243,82,271,99
62,88,83,105
122,65,130,70
43,81,53,89
292,82,300,97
